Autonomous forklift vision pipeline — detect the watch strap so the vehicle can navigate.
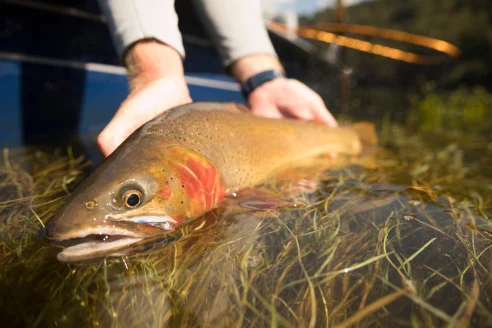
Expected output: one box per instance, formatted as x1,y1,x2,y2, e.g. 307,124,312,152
241,69,286,98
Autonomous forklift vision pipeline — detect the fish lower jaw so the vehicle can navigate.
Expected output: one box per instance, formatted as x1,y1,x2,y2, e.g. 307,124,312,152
52,226,144,241
52,218,178,262
52,226,145,262
57,236,143,262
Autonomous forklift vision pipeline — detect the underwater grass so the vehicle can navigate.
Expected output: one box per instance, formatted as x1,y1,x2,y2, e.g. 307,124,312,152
0,124,491,328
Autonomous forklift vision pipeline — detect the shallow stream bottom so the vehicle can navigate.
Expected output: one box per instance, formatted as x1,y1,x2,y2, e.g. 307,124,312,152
0,124,491,327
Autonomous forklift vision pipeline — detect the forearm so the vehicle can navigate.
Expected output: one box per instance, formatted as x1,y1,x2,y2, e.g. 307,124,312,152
124,40,185,91
229,54,285,83
97,0,185,61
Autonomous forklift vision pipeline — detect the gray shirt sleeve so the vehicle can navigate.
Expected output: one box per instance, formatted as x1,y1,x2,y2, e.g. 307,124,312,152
97,0,185,60
192,0,278,67
98,0,277,67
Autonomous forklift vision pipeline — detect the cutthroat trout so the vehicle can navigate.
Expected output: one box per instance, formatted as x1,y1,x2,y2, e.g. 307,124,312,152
46,102,375,261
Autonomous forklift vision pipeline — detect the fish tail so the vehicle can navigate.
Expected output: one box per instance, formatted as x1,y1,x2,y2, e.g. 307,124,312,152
349,122,378,146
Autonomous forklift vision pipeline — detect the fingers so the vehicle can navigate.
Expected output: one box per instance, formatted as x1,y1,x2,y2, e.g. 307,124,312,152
97,77,191,157
248,96,284,119
311,96,338,127
283,106,314,120
97,131,121,158
258,108,284,119
248,78,339,127
97,88,160,157
280,94,338,127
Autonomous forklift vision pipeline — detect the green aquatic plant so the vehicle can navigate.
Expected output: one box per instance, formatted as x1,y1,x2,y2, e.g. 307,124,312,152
0,147,91,327
408,85,492,133
0,123,491,328
0,147,90,255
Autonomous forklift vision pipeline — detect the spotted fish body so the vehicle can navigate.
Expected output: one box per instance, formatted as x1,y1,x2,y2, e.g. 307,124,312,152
143,103,363,187
46,102,371,261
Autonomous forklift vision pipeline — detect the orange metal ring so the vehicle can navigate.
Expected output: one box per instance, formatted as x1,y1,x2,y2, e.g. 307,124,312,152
268,21,461,65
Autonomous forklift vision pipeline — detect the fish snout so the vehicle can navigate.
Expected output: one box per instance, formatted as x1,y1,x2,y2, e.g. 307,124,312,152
45,206,69,240
45,217,56,239
45,198,104,240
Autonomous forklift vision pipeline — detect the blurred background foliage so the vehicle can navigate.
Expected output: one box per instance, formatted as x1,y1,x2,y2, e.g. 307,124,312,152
296,0,492,134
408,84,492,132
300,0,492,89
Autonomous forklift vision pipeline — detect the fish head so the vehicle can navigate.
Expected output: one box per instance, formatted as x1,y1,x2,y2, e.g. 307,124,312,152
46,139,225,262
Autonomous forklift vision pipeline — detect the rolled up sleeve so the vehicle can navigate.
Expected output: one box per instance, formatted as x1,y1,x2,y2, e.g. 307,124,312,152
98,0,185,60
192,0,277,67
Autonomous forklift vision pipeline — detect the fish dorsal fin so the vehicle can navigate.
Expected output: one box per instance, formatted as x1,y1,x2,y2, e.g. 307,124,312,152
140,102,248,134
172,102,247,115
223,102,249,113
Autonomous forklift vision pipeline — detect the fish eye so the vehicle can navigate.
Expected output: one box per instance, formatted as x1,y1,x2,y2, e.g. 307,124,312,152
123,190,142,208
85,200,96,209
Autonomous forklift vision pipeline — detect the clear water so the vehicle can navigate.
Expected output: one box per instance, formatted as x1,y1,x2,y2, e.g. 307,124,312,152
0,119,491,328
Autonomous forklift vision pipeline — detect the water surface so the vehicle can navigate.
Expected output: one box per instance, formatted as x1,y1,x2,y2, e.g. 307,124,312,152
0,122,491,327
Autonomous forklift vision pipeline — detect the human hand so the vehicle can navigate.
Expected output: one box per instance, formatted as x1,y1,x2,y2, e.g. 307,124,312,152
247,78,338,127
230,54,338,127
97,40,191,157
97,77,191,157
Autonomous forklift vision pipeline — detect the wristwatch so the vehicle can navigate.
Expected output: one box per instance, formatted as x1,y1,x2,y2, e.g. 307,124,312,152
241,69,286,98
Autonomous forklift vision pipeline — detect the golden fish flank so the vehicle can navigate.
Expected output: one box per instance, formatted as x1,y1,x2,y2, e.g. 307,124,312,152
46,102,375,262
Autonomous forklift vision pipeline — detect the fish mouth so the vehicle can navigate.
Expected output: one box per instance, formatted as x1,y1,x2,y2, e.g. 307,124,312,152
50,216,178,262
56,235,144,262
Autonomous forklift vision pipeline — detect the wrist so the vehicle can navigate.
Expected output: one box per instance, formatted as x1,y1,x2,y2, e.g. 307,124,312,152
229,54,285,83
241,70,286,99
124,39,185,91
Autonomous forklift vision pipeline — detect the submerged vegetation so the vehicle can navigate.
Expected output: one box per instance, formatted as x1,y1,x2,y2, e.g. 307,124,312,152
408,84,492,133
0,117,491,327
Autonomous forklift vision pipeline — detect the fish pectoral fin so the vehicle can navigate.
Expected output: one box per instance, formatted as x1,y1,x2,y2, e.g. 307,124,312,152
169,102,248,115
224,187,307,212
223,102,249,113
189,102,248,114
